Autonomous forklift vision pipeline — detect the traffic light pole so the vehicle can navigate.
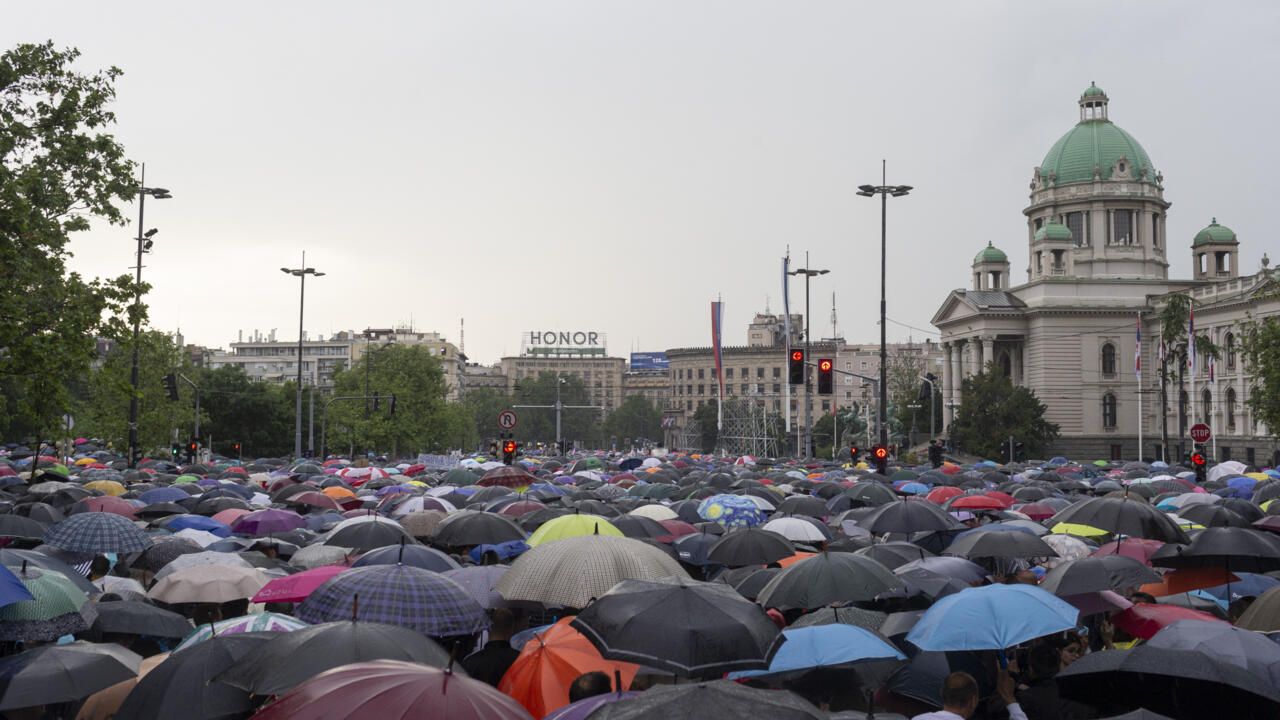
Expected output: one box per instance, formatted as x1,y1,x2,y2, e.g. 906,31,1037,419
176,373,200,448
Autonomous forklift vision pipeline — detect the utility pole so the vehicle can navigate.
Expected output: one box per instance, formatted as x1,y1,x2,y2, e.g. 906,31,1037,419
789,258,829,458
126,165,172,468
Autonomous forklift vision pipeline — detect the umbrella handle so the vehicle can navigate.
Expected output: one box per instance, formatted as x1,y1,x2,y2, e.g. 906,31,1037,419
997,649,1008,669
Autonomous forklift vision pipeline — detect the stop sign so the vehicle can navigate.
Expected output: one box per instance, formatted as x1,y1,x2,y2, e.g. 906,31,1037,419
1190,423,1212,444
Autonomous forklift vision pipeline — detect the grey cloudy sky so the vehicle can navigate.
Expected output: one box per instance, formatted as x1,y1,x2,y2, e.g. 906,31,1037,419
9,1,1280,364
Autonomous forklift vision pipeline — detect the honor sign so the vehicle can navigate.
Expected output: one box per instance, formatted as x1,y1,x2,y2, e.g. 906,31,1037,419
522,331,607,357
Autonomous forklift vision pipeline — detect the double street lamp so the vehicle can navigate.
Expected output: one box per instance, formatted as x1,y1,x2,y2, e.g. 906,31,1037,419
857,165,912,450
788,261,828,458
126,164,172,469
281,253,324,459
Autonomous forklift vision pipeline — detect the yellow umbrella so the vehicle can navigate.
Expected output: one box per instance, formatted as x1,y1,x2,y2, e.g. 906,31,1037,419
74,457,96,466
84,480,126,497
527,514,623,547
1246,472,1270,481
1050,522,1110,539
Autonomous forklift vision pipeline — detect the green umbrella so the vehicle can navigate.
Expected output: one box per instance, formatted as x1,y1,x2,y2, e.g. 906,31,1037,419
0,568,95,641
441,468,477,486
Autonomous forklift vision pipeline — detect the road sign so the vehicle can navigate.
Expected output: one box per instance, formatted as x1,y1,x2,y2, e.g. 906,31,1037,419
1190,423,1212,444
62,414,74,431
497,410,518,430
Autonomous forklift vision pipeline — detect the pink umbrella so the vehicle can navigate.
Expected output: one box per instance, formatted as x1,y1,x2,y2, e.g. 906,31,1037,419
252,565,349,603
212,508,252,526
1091,538,1166,566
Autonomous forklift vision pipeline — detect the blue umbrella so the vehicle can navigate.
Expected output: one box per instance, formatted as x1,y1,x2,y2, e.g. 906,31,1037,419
898,482,931,496
162,515,232,538
727,625,904,679
697,494,766,528
137,487,191,504
0,565,34,609
1202,572,1280,604
906,584,1079,652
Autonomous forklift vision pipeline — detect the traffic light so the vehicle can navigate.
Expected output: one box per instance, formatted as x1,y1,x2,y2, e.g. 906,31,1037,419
788,349,805,385
817,358,833,395
162,373,179,401
187,438,198,460
171,443,181,459
1191,450,1207,483
372,392,380,412
850,446,860,463
871,445,889,475
502,440,517,465
232,442,241,455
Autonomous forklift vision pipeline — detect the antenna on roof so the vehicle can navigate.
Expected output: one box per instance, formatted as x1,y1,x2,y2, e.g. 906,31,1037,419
831,292,838,339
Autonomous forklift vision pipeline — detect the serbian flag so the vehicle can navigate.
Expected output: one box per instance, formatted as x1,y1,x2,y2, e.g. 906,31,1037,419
711,300,725,430
1135,313,1142,381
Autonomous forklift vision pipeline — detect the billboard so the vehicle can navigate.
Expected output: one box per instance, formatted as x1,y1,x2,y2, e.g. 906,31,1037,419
630,352,670,371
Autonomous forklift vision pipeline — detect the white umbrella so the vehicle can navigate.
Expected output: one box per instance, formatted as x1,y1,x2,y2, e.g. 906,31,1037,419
155,551,252,580
629,505,678,522
762,517,827,543
147,565,268,604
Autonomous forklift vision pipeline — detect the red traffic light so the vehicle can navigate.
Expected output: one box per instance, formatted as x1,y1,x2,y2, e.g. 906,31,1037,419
503,441,517,454
791,350,804,362
1191,452,1206,466
819,359,832,372
873,446,888,460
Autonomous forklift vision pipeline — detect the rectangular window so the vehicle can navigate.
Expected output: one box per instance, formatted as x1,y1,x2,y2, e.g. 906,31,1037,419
740,383,748,394
1221,446,1232,462
1110,444,1122,461
697,384,704,395
697,368,704,379
1152,214,1160,248
773,383,781,394
821,401,831,412
725,368,734,379
677,368,683,380
772,367,781,379
1114,210,1133,245
756,367,764,379
1247,448,1256,466
1066,212,1086,246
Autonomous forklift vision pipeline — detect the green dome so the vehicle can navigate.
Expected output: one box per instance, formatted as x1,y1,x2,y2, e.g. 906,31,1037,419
1081,82,1106,98
974,242,1008,264
1039,98,1154,186
1193,218,1238,246
1034,222,1073,242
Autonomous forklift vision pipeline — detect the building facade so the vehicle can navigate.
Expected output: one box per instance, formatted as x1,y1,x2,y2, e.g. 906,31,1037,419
932,84,1279,462
499,331,626,413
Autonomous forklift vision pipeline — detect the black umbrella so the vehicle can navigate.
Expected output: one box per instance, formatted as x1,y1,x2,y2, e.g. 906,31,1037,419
1048,496,1189,544
431,511,525,546
756,552,903,610
571,577,784,677
942,529,1058,560
589,679,824,720
1175,503,1250,528
0,641,140,711
0,514,48,541
91,600,193,639
707,528,795,567
350,542,460,572
774,495,828,518
858,500,960,535
216,620,451,696
843,482,899,507
1150,527,1280,573
673,532,721,567
892,566,970,601
117,633,272,719
1056,645,1280,718
1146,619,1280,686
1039,556,1161,596
789,606,887,632
1094,711,1175,720
853,542,933,571
323,520,416,552
131,537,205,573
611,516,670,540
727,567,782,601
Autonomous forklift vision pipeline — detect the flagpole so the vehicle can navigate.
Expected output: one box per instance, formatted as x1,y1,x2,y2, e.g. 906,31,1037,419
1187,302,1196,459
1137,311,1143,462
782,254,791,436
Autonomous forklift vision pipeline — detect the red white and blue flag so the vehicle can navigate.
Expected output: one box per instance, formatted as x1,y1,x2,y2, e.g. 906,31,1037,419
711,300,725,431
1135,313,1142,380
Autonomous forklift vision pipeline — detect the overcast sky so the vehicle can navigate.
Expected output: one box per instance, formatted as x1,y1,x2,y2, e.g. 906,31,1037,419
9,2,1279,364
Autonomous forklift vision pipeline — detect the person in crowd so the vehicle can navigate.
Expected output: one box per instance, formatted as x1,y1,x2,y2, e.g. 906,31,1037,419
460,607,520,687
568,671,613,703
911,671,1027,720
1015,644,1094,720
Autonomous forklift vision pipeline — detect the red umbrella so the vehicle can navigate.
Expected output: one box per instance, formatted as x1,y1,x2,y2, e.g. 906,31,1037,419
251,659,532,720
1091,538,1166,566
478,466,537,488
498,501,547,518
252,565,348,603
74,497,137,519
1015,503,1057,521
985,491,1016,507
287,492,344,512
925,487,963,505
657,520,699,540
1111,602,1227,640
949,495,1007,511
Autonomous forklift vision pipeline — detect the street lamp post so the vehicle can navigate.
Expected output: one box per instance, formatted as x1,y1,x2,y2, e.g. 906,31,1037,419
789,259,828,458
126,164,172,469
281,253,324,459
857,162,912,450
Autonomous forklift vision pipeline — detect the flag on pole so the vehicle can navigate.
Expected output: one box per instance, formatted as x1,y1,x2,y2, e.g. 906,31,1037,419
711,300,725,432
1135,312,1142,380
1187,304,1196,375
782,255,791,433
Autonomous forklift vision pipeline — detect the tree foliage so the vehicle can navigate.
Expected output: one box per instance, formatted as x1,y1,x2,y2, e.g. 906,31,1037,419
1239,316,1280,436
327,345,451,457
73,331,183,454
0,42,139,439
462,387,514,448
951,365,1059,460
603,396,662,447
192,366,295,457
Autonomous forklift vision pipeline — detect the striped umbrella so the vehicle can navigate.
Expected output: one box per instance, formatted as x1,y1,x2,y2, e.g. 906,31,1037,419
174,612,309,652
0,568,95,642
297,564,486,638
44,512,151,554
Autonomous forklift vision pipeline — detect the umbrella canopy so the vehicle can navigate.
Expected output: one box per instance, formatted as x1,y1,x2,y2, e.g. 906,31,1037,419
44,512,152,554
542,692,639,720
1236,586,1280,632
761,517,829,543
1111,602,1229,640
432,511,526,547
1049,496,1189,544
499,617,640,718
1092,538,1166,566
696,495,766,528
906,584,1079,652
0,641,141,710
1039,556,1162,597
496,535,687,609
853,542,934,571
351,543,461,573
789,606,887,632
1149,527,1280,573
91,600,193,639
707,528,795,567
441,565,509,609
756,552,902,610
297,564,487,637
858,500,960,534
230,508,307,536
1147,619,1280,685
527,514,624,547
252,565,349,604
290,544,354,570
587,680,825,720
571,577,784,677
0,567,94,642
148,565,269,604
116,634,270,720
250,659,533,720
155,550,253,580
324,520,416,552
0,564,34,609
174,612,309,652
943,529,1058,560
726,624,905,679
216,620,451,696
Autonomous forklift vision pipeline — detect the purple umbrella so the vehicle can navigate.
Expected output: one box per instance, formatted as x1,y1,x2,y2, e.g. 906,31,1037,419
544,691,638,720
231,509,307,536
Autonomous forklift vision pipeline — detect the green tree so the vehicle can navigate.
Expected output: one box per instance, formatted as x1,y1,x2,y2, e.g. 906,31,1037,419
510,373,602,448
1237,276,1280,436
603,396,661,447
192,365,295,457
74,331,183,454
692,400,719,453
813,406,868,458
950,365,1059,460
462,387,514,447
328,345,451,457
885,349,944,448
0,42,139,440
1156,294,1221,453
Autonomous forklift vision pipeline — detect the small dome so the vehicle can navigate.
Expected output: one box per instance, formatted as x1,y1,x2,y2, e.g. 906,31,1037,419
1033,222,1073,242
1193,218,1238,246
1081,82,1106,98
974,242,1008,264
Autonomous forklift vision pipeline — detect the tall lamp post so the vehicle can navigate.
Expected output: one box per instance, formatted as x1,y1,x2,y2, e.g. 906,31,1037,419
857,162,912,450
789,259,828,458
126,164,172,469
281,253,324,459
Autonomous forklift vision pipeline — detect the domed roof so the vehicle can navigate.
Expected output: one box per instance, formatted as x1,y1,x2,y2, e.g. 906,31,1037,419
1033,222,1073,242
974,242,1008,264
1081,82,1106,98
1193,218,1238,246
1039,90,1154,187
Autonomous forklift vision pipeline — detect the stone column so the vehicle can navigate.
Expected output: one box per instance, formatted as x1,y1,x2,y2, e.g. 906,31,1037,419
942,342,954,430
951,339,966,415
1011,343,1023,386
981,336,995,375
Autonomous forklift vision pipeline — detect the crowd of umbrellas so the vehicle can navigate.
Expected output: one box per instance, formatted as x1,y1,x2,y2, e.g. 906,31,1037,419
1,441,1280,719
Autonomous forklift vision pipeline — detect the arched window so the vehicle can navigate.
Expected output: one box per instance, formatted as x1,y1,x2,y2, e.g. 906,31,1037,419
999,352,1012,378
1226,388,1237,430
1201,388,1212,423
1101,343,1117,376
1179,390,1188,427
1226,333,1236,370
1102,393,1118,428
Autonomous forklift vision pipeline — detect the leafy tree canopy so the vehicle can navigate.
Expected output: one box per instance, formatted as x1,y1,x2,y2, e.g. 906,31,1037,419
950,365,1059,460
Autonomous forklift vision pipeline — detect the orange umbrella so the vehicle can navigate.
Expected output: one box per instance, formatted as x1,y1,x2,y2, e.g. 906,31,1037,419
498,617,639,718
1139,566,1239,596
323,486,356,500
776,551,817,568
75,653,167,720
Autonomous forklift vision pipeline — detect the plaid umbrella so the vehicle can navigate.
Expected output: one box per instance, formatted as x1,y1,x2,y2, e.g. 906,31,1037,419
44,512,151,554
174,612,310,652
297,564,487,637
496,535,688,609
0,568,96,642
